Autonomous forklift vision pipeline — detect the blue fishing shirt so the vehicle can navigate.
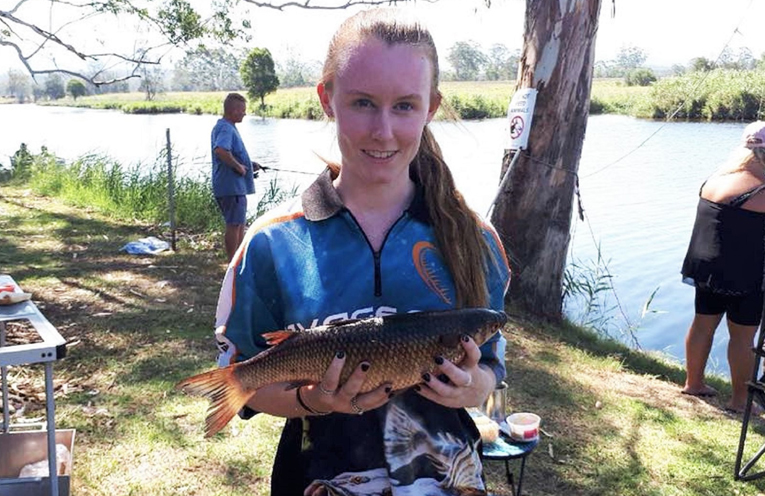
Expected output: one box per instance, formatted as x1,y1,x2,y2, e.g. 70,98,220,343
214,167,511,496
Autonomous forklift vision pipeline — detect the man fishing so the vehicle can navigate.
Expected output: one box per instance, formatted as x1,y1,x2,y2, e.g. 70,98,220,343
210,92,260,262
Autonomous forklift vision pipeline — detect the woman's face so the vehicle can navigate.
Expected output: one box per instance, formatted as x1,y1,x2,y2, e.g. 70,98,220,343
318,38,441,188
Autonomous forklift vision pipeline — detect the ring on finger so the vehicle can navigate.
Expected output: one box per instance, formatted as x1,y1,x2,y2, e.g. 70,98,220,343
318,383,335,395
350,395,364,415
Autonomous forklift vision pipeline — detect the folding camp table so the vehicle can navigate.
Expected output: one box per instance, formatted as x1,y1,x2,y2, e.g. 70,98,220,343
0,275,68,496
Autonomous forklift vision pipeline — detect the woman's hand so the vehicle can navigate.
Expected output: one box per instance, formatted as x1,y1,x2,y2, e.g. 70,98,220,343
301,351,392,416
415,335,496,408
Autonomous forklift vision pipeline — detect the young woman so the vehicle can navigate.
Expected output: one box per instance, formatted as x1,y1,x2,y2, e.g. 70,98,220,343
681,121,765,413
213,9,510,495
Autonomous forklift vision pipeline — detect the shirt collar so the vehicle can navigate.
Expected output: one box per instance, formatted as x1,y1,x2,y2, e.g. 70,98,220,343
301,167,430,224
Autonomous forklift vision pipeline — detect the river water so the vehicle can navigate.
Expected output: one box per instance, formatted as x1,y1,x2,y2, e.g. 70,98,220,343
0,103,751,378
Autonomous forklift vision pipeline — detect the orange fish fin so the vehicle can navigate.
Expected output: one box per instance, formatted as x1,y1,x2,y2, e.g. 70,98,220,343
176,366,253,438
262,330,298,346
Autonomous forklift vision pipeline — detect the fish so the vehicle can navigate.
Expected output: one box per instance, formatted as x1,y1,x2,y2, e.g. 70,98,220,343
177,308,507,437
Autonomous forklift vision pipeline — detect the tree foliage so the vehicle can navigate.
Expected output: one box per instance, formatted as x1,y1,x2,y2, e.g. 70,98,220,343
276,48,321,88
447,41,487,81
614,44,647,70
5,69,30,102
172,46,244,91
624,67,656,86
1,0,415,86
0,0,249,86
240,47,279,109
484,44,519,81
66,79,87,100
44,74,65,100
689,57,715,73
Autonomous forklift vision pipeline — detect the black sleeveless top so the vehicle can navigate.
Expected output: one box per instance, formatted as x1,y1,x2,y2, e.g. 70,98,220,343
681,183,765,295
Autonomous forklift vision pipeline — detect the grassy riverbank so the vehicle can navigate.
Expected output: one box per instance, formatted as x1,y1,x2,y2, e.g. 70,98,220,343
33,80,634,120
32,80,636,120
3,180,765,495
30,70,765,121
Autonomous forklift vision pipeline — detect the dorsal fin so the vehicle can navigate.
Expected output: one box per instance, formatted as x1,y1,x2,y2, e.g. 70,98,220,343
262,330,298,346
325,318,362,328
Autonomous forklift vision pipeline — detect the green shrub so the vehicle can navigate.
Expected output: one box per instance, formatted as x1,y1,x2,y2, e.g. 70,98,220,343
624,68,657,87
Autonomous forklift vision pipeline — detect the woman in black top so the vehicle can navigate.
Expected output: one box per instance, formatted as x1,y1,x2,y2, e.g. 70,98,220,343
681,121,765,413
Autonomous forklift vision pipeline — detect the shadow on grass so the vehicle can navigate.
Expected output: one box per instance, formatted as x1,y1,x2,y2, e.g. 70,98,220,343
503,314,765,495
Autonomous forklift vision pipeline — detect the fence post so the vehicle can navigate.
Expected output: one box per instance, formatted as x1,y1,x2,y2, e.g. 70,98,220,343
166,128,177,251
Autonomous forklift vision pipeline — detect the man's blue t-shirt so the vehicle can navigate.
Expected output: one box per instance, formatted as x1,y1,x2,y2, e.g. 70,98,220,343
211,118,255,197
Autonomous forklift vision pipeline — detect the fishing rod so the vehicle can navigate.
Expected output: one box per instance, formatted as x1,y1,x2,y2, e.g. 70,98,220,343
256,165,319,176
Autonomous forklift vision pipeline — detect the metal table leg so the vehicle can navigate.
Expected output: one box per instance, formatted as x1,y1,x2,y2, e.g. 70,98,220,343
45,362,58,496
501,455,530,496
1,322,8,434
516,455,528,496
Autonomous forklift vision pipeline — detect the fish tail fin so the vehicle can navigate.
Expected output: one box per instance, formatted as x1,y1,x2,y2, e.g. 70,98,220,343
176,366,252,438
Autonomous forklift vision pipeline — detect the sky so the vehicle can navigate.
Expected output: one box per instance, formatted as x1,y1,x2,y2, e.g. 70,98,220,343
1,0,764,76
243,0,765,69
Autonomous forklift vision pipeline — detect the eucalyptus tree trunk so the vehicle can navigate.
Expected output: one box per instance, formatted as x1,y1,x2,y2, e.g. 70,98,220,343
490,0,602,319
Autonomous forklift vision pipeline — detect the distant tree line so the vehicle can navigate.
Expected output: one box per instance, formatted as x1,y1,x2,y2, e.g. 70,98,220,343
443,41,520,81
595,44,765,88
1,70,128,103
2,38,521,104
8,41,762,104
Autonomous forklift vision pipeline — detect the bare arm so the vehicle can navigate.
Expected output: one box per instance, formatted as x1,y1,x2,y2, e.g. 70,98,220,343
214,147,246,176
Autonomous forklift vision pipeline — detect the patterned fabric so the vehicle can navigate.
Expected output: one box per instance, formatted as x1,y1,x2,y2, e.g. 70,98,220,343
214,168,511,496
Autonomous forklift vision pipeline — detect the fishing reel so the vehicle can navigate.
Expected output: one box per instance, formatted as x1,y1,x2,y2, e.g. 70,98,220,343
252,163,269,178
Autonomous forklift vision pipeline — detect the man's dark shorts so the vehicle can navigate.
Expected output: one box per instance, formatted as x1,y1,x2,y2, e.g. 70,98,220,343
695,287,764,326
215,195,247,226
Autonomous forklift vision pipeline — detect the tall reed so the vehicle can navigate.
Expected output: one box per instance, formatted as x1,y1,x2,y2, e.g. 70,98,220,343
4,146,297,232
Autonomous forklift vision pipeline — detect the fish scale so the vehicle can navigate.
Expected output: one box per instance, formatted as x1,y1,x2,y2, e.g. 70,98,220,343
178,308,507,437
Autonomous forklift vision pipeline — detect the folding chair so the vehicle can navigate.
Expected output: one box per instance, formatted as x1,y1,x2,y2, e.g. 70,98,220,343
734,301,765,481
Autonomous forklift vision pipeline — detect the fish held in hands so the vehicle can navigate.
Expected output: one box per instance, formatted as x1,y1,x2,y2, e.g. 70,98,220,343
177,308,507,437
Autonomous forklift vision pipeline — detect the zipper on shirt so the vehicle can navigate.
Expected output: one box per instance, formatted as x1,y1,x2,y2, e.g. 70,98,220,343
345,210,407,298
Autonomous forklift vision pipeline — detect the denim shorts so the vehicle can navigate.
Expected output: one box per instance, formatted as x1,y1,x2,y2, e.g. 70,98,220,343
215,195,247,226
695,287,764,326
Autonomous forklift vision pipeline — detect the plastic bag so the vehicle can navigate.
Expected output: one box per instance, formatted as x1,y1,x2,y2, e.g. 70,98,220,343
18,444,71,477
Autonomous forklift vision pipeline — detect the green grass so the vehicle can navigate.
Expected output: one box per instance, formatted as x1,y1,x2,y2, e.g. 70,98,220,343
27,69,765,122
3,182,765,495
5,145,296,234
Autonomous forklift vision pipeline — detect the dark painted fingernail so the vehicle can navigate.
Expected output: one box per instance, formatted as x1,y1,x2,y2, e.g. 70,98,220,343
434,356,444,365
385,386,392,394
361,362,370,372
462,334,470,342
422,373,431,382
414,385,421,392
336,351,345,359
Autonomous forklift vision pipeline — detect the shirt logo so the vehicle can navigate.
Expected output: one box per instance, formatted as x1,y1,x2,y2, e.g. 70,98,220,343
413,241,452,305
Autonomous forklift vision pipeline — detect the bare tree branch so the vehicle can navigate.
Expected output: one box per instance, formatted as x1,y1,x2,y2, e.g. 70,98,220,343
0,0,451,87
1,10,88,60
241,0,408,11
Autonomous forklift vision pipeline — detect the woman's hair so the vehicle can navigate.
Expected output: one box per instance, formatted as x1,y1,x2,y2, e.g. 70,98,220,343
720,146,765,175
321,9,493,308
